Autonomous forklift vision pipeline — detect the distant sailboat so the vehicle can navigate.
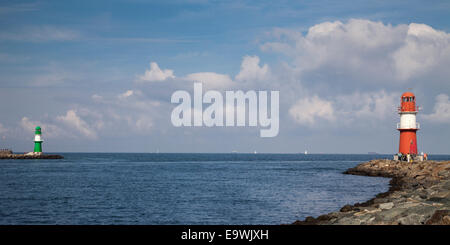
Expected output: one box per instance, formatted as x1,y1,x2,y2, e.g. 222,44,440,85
304,150,308,155
254,151,257,154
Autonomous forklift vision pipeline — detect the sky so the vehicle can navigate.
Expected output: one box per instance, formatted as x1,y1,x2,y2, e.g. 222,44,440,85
0,0,449,154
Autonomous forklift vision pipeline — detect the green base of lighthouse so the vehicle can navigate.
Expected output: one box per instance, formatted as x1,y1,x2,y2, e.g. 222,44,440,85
34,141,42,153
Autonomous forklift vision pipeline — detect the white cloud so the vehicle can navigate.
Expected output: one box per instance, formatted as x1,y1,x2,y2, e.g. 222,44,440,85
261,19,450,85
235,55,269,82
289,91,398,127
56,110,97,139
184,72,234,89
139,55,269,89
138,62,175,82
289,95,335,126
118,90,134,99
393,23,450,80
422,94,450,123
334,91,398,120
20,117,65,138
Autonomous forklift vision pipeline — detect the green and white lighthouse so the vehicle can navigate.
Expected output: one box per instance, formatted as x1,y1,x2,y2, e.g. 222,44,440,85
33,126,43,153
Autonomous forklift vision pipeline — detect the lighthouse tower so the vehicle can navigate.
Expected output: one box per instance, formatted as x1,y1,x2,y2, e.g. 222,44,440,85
33,126,43,154
397,92,419,156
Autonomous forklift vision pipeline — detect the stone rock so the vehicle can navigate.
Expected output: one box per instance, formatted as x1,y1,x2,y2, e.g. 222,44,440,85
379,202,394,210
335,217,361,225
340,205,354,212
398,214,426,225
425,210,450,225
443,216,450,225
293,160,450,225
396,202,421,209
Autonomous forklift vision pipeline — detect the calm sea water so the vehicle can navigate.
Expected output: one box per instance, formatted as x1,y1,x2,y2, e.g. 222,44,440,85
0,153,448,225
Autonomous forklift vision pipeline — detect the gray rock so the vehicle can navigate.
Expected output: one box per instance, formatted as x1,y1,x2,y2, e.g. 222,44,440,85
379,202,394,210
406,205,437,219
374,198,389,204
396,201,421,209
335,217,362,225
398,214,426,225
376,207,407,221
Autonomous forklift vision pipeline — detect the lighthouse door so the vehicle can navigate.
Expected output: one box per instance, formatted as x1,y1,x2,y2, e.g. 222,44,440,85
410,140,416,155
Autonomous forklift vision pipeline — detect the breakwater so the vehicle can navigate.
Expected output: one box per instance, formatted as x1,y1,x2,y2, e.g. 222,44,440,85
293,159,450,225
0,150,63,159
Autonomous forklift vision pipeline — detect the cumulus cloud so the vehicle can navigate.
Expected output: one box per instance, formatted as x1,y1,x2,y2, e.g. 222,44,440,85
334,91,398,120
235,55,269,82
20,117,65,138
393,23,450,80
422,94,450,123
261,19,450,85
138,55,270,90
289,95,335,126
289,91,398,127
138,62,175,82
56,110,97,139
184,72,234,89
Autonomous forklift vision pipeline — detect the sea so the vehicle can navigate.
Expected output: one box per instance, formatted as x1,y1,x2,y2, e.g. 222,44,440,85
0,153,448,225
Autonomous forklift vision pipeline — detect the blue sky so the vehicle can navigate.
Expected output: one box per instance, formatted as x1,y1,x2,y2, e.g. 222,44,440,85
1,0,450,153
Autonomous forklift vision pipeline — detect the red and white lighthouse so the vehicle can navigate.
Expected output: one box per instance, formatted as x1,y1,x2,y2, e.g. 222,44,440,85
397,92,420,155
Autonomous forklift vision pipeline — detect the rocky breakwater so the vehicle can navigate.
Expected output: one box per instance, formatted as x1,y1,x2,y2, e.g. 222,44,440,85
0,150,63,159
293,159,450,225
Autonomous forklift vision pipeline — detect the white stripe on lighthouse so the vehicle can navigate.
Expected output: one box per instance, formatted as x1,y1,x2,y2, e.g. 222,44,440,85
399,113,417,129
34,135,42,142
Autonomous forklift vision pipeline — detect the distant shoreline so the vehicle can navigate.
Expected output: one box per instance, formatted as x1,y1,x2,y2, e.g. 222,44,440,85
293,159,450,225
